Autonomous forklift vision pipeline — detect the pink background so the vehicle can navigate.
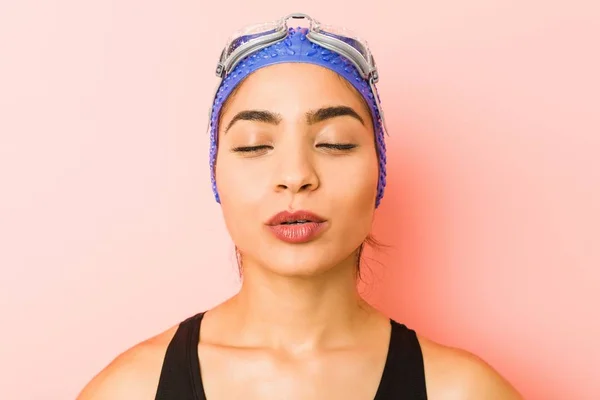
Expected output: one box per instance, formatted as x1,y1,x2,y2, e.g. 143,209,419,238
1,1,599,399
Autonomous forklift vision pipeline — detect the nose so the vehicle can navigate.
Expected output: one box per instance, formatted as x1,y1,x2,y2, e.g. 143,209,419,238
274,146,320,195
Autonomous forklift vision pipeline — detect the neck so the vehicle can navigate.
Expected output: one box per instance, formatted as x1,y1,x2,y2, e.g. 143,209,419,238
219,253,378,353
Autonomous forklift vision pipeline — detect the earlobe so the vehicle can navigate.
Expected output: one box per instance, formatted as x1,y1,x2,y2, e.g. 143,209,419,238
234,245,244,276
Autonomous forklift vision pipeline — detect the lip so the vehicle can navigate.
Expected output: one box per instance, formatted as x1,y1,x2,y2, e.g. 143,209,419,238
266,210,328,244
266,210,326,226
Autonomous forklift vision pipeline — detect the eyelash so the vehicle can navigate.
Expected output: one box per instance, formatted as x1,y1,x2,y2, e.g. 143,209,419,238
232,145,271,153
319,143,357,150
232,143,357,153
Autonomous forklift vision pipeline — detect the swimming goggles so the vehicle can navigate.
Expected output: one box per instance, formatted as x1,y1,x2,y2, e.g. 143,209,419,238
211,13,388,136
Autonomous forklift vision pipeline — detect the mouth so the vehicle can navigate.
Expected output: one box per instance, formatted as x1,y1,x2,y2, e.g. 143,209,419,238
280,219,313,225
266,210,326,226
265,210,328,244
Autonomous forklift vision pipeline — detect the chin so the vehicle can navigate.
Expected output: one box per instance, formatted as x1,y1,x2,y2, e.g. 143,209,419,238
265,262,334,278
261,245,352,278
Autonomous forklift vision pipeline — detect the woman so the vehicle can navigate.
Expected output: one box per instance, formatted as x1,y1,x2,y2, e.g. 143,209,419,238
78,13,522,399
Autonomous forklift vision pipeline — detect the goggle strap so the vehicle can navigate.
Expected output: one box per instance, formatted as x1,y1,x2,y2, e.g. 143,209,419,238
369,77,390,137
207,77,224,134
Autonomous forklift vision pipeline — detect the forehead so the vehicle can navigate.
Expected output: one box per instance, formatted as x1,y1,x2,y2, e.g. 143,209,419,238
224,63,368,114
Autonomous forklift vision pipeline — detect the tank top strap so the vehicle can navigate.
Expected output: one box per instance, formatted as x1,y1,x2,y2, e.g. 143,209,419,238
374,319,428,399
155,312,206,400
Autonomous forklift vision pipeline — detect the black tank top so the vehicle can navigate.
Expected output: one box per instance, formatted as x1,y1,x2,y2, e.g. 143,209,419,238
155,312,428,399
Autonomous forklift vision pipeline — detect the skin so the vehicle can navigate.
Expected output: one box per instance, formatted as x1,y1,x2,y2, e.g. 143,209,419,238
77,63,523,399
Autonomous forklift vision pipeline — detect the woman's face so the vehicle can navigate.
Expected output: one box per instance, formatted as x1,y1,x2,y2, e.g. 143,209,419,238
215,63,379,277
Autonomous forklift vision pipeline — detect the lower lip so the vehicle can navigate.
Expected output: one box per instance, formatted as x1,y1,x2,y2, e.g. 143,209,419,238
267,222,326,244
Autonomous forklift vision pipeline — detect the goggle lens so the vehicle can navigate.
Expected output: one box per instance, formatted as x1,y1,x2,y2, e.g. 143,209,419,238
222,20,284,61
316,24,373,64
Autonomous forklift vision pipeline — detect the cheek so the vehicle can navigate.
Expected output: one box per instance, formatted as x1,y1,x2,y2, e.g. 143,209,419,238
324,152,379,210
214,149,267,245
215,150,270,206
319,151,379,251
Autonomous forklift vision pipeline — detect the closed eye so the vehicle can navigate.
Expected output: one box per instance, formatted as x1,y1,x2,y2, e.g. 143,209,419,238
231,145,272,153
317,143,357,150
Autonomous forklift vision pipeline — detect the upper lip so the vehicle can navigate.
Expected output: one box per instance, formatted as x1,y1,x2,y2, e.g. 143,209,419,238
266,210,326,226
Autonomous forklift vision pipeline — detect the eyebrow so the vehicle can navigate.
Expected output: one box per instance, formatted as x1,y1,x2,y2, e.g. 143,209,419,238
224,110,282,133
306,106,365,126
224,105,365,133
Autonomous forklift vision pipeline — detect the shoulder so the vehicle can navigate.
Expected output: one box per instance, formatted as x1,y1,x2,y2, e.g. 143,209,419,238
416,335,523,400
76,324,180,400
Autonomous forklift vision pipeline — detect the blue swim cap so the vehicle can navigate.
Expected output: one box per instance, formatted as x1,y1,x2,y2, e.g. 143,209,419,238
209,27,387,207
